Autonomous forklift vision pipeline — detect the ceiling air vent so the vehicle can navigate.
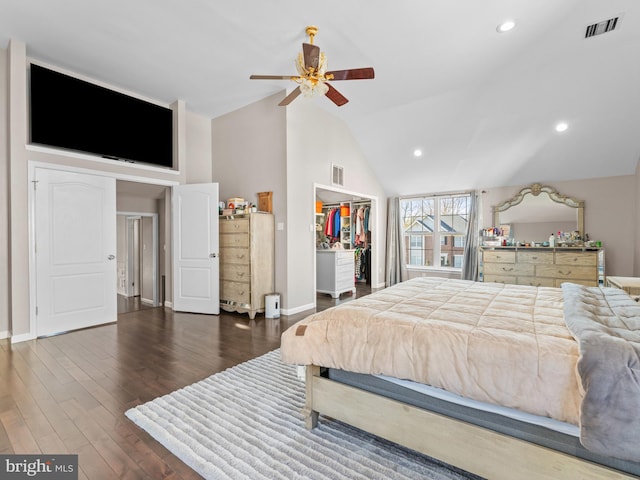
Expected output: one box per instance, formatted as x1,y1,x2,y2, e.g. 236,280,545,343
585,16,620,38
331,164,344,187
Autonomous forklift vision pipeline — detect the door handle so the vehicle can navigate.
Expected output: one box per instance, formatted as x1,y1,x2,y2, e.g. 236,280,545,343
210,253,218,258
108,255,115,260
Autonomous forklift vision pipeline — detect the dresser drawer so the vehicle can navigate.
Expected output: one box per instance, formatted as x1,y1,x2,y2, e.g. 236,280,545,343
555,252,597,266
484,274,517,284
220,219,250,234
483,251,516,263
220,280,251,305
517,251,553,264
483,262,534,276
537,265,597,281
220,247,250,264
517,276,555,287
220,263,250,282
220,233,250,248
336,252,354,266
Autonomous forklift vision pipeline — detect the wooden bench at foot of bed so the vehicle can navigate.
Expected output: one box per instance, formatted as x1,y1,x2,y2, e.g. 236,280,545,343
303,365,637,480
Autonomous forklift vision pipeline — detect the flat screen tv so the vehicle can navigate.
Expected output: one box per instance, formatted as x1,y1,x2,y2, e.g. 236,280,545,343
30,64,173,168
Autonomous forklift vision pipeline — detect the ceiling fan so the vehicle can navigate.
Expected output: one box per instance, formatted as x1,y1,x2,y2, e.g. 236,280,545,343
250,26,375,107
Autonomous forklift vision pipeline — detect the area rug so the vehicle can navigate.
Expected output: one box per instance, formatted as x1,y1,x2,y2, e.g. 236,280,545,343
125,350,479,480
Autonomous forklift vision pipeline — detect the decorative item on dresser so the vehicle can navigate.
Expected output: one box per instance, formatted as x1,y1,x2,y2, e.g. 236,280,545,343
219,212,274,319
316,249,356,298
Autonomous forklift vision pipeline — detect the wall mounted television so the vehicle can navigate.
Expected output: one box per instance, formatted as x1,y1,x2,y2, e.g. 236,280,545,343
30,64,174,168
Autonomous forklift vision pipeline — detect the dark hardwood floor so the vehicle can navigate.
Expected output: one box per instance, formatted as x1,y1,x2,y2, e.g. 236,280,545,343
0,283,372,479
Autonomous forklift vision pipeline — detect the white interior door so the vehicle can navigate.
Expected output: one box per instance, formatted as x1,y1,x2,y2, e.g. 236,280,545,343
35,168,117,337
172,183,219,314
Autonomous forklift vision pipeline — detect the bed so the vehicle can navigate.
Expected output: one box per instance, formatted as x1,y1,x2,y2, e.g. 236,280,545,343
280,277,640,480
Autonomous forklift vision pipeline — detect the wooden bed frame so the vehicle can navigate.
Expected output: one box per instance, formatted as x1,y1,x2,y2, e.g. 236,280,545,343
303,365,638,480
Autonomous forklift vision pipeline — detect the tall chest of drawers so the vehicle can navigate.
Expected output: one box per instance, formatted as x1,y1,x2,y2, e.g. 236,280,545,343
480,247,603,287
219,213,274,319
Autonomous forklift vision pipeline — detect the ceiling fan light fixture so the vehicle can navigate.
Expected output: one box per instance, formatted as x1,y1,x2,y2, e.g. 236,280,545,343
250,25,374,106
300,78,329,97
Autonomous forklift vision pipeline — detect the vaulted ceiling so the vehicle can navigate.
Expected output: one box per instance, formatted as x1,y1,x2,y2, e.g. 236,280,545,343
2,1,639,195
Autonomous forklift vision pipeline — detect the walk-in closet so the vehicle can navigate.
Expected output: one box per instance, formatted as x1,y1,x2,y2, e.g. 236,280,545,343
315,187,376,299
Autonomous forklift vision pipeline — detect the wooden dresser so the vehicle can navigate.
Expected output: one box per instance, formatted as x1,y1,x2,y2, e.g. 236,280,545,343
480,247,603,287
316,249,356,298
219,213,274,319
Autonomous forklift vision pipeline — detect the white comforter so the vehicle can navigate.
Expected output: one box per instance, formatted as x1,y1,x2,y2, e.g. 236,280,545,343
281,277,582,425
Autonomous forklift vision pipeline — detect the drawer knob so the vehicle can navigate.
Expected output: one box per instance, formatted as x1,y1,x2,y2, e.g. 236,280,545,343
502,267,514,272
559,270,572,276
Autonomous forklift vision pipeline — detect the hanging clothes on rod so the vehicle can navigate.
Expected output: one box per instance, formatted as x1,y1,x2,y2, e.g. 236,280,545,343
323,207,341,241
353,204,371,247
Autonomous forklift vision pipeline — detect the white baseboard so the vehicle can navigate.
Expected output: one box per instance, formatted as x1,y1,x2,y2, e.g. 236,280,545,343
164,300,173,309
0,330,9,340
282,302,315,316
141,297,153,305
11,332,37,344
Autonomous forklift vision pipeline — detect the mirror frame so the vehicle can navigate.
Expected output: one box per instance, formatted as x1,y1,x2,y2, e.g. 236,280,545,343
492,183,584,238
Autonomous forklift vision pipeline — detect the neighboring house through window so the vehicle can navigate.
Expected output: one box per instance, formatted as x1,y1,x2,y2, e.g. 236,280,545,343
401,193,471,270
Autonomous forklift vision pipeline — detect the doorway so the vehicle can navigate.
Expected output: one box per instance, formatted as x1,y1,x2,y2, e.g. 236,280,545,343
116,211,160,314
29,162,177,338
314,184,380,303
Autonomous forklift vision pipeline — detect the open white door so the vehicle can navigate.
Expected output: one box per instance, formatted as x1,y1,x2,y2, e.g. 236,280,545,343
35,168,117,337
172,183,220,314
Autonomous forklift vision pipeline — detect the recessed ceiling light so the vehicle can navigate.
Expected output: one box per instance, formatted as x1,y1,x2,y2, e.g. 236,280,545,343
413,149,423,157
497,20,516,33
555,122,569,133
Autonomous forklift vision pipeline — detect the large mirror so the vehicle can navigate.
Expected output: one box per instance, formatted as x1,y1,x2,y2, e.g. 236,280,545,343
493,183,584,244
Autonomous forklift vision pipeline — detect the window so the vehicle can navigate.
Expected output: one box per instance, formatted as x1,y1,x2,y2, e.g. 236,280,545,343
401,193,471,270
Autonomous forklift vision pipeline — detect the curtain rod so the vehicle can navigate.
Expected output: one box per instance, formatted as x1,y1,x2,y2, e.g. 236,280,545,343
400,190,473,200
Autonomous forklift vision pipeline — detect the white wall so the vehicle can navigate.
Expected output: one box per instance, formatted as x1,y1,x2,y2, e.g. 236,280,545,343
116,215,128,295
482,175,637,277
0,46,9,337
5,40,209,340
286,99,387,310
212,92,387,312
212,91,288,304
186,111,213,183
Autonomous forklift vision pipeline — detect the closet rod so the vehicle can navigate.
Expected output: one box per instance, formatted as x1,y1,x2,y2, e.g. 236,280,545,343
322,201,371,208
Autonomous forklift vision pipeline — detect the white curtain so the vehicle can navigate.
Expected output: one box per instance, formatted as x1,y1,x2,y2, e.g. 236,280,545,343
462,191,480,281
385,197,407,286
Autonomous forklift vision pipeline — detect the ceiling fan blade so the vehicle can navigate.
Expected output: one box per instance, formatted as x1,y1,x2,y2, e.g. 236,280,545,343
325,84,349,107
302,43,320,70
326,67,375,81
250,75,294,80
278,87,302,106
